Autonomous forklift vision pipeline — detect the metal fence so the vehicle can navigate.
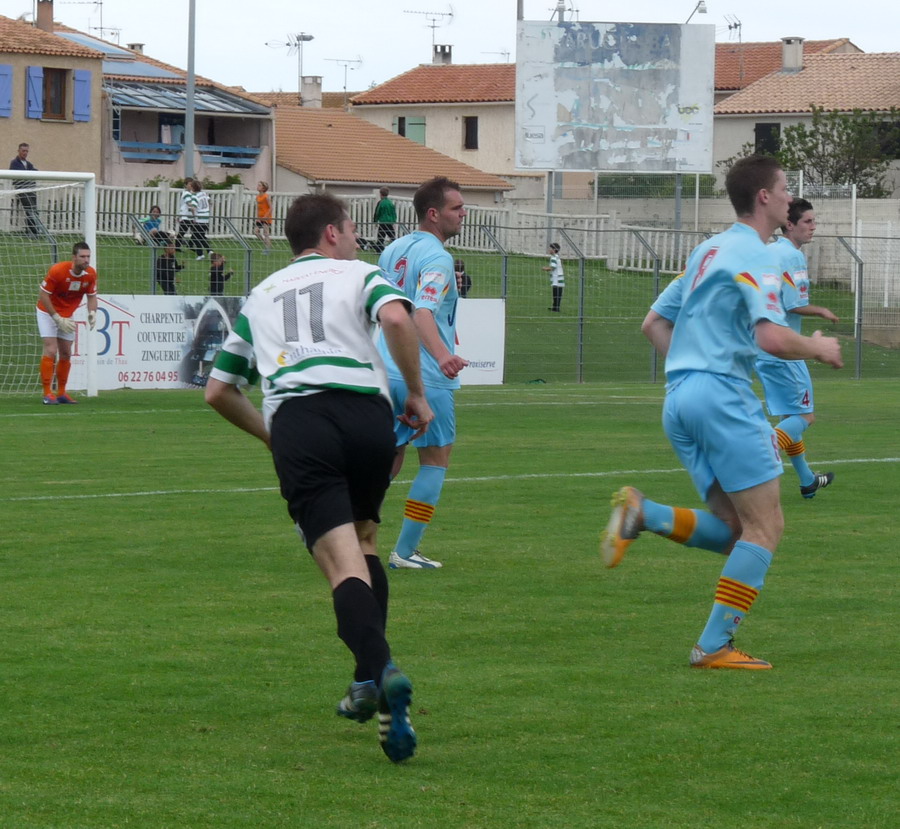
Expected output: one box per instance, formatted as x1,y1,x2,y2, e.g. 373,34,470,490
2,184,898,388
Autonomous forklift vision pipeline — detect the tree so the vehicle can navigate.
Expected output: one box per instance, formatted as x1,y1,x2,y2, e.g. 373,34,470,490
718,107,900,198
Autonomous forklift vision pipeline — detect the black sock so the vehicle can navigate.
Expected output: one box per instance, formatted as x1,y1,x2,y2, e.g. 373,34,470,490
365,554,389,630
332,577,390,684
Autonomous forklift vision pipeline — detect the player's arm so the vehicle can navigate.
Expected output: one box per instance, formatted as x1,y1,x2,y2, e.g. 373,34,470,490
379,300,434,439
790,305,839,323
413,308,468,379
755,321,842,368
641,309,675,356
205,379,271,449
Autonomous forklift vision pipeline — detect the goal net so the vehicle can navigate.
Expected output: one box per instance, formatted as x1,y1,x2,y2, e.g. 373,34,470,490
0,170,97,396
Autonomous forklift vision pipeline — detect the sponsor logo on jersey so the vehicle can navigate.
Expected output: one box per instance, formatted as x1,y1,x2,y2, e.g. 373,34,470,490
690,247,718,290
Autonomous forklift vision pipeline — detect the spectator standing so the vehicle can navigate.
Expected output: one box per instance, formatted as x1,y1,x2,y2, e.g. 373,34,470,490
208,252,232,295
373,187,397,252
543,243,564,312
254,181,273,254
454,259,471,298
174,177,195,251
191,180,211,260
9,142,39,236
155,237,183,295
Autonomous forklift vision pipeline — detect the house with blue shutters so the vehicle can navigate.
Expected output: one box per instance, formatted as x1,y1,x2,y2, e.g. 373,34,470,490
1,2,274,187
0,10,103,178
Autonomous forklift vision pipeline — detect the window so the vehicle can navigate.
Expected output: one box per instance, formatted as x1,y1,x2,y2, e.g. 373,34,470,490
393,115,426,145
754,123,781,155
24,67,91,121
463,116,478,150
43,68,67,120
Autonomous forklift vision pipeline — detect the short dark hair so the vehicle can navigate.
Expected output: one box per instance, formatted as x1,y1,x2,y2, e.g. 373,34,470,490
787,197,814,226
379,187,389,197
72,241,90,256
284,193,349,254
549,243,560,252
18,142,29,151
725,155,783,216
413,176,461,222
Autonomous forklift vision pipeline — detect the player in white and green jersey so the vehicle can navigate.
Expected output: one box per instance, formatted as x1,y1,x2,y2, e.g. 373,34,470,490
206,193,433,763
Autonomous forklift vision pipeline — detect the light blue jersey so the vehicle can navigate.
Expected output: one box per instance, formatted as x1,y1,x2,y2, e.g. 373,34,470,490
650,273,686,322
756,236,809,362
377,230,460,390
666,223,788,384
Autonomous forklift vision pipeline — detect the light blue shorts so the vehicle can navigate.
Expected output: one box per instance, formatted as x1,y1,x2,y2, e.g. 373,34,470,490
755,359,814,415
389,378,456,448
663,371,783,500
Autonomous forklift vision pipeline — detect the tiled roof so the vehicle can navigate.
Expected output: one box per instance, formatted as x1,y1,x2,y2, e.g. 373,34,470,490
347,44,856,107
0,15,103,58
715,52,900,115
252,91,360,109
275,107,511,190
351,63,515,105
714,39,856,91
46,23,271,108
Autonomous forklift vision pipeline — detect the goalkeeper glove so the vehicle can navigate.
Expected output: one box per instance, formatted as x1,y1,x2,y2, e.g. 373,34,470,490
88,311,97,330
52,313,76,335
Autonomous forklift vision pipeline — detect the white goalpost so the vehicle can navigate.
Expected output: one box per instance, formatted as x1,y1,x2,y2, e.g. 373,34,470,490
0,169,98,397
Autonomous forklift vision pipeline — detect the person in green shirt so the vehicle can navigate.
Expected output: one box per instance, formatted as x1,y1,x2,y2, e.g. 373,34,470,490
373,186,397,252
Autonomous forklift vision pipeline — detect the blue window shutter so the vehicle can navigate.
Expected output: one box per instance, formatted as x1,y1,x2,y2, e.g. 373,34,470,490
26,66,43,118
0,65,12,118
73,70,91,121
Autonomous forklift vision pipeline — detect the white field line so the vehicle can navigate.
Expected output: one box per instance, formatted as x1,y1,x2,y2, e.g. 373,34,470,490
4,457,899,503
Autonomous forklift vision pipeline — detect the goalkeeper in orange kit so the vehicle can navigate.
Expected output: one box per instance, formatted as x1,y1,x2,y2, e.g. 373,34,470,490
35,241,98,405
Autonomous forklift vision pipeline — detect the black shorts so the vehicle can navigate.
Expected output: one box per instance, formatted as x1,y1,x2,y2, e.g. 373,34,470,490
269,391,396,551
255,220,271,228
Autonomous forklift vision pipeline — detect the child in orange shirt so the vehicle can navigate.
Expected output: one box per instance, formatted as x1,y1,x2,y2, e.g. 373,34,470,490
254,181,272,254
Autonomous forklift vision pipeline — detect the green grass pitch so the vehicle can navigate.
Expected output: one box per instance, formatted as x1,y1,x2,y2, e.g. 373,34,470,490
0,379,897,827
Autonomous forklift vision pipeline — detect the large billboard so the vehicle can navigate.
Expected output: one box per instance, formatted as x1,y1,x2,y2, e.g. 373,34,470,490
516,20,715,173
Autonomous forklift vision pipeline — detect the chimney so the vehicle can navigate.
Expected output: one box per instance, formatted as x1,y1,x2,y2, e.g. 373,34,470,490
433,44,452,65
300,75,322,108
36,0,54,33
127,43,145,55
781,36,804,73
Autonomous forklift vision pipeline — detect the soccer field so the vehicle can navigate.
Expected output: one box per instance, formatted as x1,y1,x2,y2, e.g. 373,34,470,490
1,381,897,828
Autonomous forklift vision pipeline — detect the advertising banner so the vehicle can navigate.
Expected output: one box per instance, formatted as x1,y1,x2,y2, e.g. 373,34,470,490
68,296,505,390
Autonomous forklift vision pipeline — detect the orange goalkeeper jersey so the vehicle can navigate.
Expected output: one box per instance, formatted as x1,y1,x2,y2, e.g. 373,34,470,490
38,261,98,317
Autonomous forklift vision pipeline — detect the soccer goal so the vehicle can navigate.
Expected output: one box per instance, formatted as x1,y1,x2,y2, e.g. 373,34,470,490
0,170,98,397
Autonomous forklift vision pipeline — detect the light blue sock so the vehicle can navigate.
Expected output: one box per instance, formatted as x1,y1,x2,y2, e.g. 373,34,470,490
697,541,773,653
394,465,446,559
642,499,733,553
776,416,814,487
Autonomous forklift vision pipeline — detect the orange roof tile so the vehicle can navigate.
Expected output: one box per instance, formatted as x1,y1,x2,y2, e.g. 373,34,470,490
0,15,102,58
714,52,900,115
275,107,510,190
351,63,515,105
714,39,857,91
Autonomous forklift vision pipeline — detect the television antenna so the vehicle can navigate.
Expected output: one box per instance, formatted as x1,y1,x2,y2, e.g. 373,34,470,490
266,33,315,104
725,15,744,84
404,5,454,49
60,0,120,43
549,1,578,22
325,56,363,108
482,50,511,62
